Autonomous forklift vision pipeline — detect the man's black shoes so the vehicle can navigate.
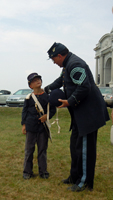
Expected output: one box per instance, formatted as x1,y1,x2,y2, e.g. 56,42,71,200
67,184,93,192
62,175,74,184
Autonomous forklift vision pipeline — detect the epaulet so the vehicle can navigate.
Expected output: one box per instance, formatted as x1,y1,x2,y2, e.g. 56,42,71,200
26,93,32,99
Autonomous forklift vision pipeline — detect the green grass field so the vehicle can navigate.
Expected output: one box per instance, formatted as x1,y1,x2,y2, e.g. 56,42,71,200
0,107,113,200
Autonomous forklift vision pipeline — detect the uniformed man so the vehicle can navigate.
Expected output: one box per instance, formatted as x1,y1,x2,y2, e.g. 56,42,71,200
44,42,110,192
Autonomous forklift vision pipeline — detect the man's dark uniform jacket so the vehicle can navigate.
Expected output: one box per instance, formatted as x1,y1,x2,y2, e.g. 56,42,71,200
47,52,109,136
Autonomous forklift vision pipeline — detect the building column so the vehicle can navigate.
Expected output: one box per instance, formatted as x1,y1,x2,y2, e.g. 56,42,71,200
95,57,98,84
111,50,113,82
99,55,104,86
109,50,113,87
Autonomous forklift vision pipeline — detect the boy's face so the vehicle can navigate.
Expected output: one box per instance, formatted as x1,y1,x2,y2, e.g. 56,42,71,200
29,77,42,89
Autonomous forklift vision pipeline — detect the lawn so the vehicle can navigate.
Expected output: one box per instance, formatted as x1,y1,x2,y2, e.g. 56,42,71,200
0,107,113,200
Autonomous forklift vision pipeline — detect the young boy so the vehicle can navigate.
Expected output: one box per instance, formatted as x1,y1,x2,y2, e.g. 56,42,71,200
21,72,56,179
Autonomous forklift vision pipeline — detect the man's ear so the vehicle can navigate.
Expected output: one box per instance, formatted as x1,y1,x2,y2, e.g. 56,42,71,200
58,54,62,58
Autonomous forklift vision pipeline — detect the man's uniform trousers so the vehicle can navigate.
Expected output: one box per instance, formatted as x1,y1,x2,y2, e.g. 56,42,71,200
70,121,97,189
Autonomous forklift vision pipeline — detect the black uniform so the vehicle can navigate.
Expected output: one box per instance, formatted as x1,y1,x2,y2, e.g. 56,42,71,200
21,92,56,177
46,52,110,189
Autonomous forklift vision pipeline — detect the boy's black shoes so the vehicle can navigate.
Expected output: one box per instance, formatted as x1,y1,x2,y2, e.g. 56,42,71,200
39,172,49,179
62,175,73,184
23,172,49,179
23,173,37,180
23,173,31,179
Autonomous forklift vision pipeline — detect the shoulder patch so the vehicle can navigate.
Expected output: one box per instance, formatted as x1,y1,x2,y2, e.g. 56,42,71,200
26,93,32,99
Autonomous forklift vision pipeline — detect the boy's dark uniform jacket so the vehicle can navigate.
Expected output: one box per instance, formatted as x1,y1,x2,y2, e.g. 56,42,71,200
21,92,56,133
47,52,109,136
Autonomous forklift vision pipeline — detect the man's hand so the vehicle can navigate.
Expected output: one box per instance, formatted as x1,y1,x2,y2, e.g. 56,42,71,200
58,99,70,108
39,114,47,123
22,124,26,135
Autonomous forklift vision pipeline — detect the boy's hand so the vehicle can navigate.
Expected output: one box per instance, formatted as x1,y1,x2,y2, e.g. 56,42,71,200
22,124,26,135
39,114,47,123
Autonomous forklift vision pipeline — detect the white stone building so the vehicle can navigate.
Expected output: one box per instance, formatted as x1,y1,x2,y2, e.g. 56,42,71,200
94,28,113,87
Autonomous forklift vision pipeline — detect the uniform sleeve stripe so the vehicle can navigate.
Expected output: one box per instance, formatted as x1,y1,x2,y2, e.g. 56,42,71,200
72,95,79,104
70,67,86,85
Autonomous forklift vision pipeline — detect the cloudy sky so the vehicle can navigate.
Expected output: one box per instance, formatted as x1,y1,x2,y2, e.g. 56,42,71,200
0,0,113,93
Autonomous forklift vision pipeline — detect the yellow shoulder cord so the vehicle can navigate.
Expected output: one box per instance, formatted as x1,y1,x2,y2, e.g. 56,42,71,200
31,93,52,142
